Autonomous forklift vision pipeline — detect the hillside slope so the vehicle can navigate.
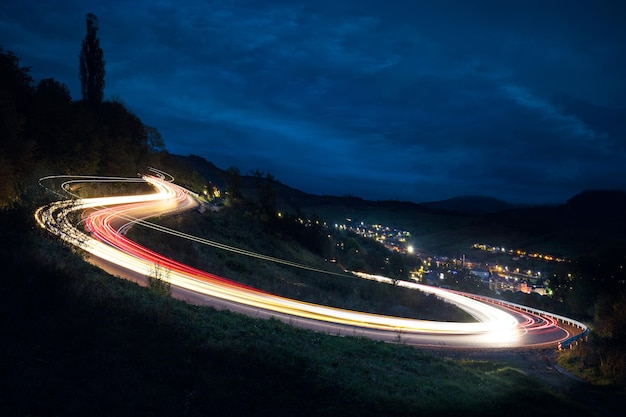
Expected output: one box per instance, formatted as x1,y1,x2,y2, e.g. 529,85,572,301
1,207,609,417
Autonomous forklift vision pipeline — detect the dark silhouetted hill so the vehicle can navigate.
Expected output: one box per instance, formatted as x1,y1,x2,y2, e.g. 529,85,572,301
168,154,626,257
421,195,518,214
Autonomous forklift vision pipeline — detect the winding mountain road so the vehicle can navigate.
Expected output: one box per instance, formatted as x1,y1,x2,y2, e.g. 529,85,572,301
35,173,587,349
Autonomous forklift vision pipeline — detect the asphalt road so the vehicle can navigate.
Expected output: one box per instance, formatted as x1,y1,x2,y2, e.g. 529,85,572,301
35,174,586,349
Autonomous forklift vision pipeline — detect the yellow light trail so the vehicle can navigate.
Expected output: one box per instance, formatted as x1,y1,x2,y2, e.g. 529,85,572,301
35,173,582,348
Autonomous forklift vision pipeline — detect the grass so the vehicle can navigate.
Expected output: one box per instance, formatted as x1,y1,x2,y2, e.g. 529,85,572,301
0,207,600,416
126,204,473,322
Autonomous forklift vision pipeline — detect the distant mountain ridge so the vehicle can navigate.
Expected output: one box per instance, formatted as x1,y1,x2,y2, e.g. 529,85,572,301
173,154,626,214
566,189,626,211
420,196,521,214
171,154,626,257
173,155,528,214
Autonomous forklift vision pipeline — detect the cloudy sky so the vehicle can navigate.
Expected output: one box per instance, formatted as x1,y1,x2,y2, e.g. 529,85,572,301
2,1,625,204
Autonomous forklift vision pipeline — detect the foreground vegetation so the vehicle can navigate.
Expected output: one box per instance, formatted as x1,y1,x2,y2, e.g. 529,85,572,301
1,207,603,417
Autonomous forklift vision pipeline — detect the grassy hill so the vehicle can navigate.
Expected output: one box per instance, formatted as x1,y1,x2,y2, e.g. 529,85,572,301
125,194,472,322
1,206,611,417
1,156,624,416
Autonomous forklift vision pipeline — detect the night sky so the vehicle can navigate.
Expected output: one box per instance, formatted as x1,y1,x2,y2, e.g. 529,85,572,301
2,1,625,204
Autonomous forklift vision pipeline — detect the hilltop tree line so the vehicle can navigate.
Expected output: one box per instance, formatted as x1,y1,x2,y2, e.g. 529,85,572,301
0,14,164,207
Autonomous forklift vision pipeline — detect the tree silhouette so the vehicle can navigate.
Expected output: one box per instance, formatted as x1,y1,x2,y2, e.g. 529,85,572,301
79,13,105,107
226,166,242,201
251,168,277,219
0,47,34,204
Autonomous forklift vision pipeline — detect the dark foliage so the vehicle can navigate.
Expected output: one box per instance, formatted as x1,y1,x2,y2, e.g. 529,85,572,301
79,13,105,107
0,46,162,206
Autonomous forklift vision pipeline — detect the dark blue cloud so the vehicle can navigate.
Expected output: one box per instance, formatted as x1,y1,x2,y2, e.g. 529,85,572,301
1,0,625,204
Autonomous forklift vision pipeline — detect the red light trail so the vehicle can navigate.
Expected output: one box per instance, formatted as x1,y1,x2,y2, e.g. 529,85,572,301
35,172,587,349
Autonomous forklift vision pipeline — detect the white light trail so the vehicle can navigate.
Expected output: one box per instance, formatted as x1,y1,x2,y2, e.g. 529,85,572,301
35,173,578,348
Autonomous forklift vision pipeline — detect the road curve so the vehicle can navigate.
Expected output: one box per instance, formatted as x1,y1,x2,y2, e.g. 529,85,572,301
35,173,586,349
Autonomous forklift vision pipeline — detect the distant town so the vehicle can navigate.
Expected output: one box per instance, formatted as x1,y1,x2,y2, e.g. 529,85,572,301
202,185,562,299
335,218,563,297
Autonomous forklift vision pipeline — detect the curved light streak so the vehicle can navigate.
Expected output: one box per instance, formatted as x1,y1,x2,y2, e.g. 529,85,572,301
35,174,582,348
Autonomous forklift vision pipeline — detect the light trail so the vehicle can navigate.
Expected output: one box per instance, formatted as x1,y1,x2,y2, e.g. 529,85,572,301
35,173,585,348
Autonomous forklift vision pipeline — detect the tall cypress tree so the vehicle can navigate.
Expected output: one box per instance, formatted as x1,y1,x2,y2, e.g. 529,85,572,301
79,13,105,106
